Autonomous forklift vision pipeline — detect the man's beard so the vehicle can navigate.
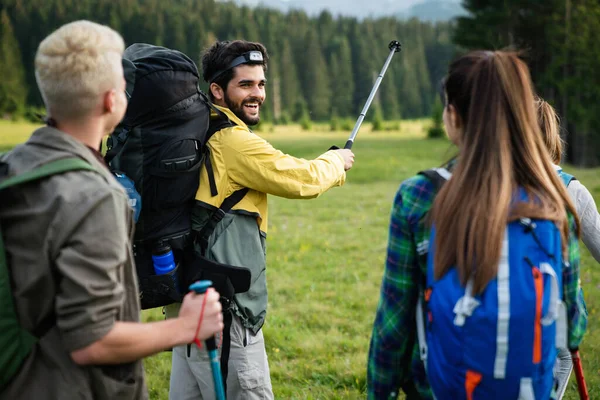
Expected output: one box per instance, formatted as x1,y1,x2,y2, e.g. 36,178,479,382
224,92,262,126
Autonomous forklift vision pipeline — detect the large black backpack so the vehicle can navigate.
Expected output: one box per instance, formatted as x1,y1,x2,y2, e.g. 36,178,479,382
106,44,249,310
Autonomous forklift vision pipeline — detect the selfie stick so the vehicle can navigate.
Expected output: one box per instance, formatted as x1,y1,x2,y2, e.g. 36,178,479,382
343,40,401,150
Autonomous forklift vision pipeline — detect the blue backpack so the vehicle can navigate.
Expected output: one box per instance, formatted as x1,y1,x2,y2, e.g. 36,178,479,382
417,188,568,400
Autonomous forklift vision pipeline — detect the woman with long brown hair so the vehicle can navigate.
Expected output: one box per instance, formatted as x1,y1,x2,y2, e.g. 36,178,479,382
367,50,587,399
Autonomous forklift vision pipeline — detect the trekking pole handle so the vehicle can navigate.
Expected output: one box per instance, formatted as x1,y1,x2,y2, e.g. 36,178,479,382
189,281,219,352
344,40,401,150
189,280,226,400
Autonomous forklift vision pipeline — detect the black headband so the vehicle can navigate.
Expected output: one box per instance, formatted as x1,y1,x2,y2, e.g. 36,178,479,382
208,51,264,83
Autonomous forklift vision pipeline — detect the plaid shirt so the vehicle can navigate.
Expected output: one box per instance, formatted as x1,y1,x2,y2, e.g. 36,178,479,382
367,172,588,400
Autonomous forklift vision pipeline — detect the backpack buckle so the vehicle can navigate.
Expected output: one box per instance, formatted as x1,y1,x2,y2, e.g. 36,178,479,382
220,296,232,311
211,208,226,223
519,218,536,232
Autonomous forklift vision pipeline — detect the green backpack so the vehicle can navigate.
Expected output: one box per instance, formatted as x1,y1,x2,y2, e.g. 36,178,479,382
0,157,95,390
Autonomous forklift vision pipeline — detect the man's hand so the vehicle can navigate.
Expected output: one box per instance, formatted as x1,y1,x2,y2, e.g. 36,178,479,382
336,149,355,171
179,288,223,343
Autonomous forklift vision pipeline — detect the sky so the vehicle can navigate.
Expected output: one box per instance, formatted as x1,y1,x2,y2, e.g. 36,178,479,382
228,0,462,19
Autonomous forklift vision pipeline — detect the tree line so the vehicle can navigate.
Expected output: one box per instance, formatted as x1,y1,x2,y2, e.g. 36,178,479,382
454,0,600,166
0,0,456,123
1,0,597,166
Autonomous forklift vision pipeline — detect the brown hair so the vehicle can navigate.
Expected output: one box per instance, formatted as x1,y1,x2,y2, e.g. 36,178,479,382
535,98,564,164
432,51,580,294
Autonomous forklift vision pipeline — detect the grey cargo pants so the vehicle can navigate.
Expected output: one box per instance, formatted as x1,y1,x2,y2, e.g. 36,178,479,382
168,313,273,400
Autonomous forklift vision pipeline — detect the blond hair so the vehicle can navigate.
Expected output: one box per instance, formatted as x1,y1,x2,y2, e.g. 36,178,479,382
535,98,564,164
35,20,125,121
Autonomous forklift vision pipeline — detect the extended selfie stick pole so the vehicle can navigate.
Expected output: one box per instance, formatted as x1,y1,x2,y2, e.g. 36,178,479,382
190,280,226,400
571,350,590,400
343,40,401,150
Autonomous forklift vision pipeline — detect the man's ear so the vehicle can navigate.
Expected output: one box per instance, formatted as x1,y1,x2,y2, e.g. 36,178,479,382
103,89,117,114
210,83,224,102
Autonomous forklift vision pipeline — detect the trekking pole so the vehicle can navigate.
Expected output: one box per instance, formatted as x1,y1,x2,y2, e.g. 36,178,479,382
571,350,590,400
343,40,401,150
190,280,226,400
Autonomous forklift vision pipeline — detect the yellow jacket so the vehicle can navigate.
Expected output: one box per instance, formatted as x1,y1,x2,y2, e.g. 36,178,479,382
195,106,346,233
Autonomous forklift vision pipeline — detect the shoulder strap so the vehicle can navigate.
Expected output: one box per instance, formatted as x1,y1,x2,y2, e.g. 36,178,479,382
104,127,131,165
0,158,95,191
418,167,452,192
195,104,246,250
203,91,235,142
207,118,234,140
415,168,451,272
204,114,236,197
194,188,249,254
559,171,576,187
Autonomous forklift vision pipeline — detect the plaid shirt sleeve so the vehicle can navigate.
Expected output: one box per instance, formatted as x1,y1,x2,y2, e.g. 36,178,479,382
564,213,588,349
367,177,435,400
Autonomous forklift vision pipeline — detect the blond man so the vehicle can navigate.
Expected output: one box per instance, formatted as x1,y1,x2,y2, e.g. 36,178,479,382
0,20,223,400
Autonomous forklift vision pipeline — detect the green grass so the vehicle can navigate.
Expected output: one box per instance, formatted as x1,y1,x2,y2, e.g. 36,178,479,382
2,120,598,399
0,120,42,152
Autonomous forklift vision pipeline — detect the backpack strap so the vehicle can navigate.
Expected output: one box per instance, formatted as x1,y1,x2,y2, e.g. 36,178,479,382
415,167,452,371
202,90,234,143
417,167,452,192
203,114,235,197
194,188,249,254
559,171,576,187
415,167,451,269
0,158,95,190
104,126,131,165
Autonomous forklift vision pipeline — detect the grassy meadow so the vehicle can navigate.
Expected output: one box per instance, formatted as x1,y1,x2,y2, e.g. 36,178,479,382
1,119,598,399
